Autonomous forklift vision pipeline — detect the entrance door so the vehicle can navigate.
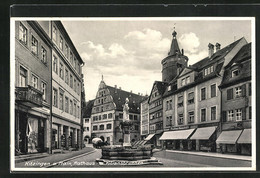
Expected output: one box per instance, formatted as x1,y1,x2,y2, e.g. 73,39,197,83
38,119,45,152
19,113,28,154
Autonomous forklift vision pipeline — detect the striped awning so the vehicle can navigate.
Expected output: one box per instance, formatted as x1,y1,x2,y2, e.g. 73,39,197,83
237,129,251,144
216,130,243,144
159,128,195,140
144,134,155,141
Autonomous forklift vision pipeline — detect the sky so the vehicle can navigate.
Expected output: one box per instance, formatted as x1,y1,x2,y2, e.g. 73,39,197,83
61,18,252,101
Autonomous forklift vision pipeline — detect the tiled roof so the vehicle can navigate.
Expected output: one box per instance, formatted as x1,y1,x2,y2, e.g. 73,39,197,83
82,99,95,118
220,43,251,88
107,85,147,113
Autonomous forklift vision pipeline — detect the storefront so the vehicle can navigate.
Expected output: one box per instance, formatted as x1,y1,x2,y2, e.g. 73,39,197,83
190,126,217,152
237,129,251,155
216,130,243,154
159,128,195,150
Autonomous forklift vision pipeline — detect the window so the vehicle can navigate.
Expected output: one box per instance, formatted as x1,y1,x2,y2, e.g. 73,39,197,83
135,125,139,131
77,82,80,94
227,88,233,100
103,114,107,119
70,74,73,88
41,82,46,100
65,44,69,57
181,78,186,86
249,106,252,120
74,103,76,117
19,66,27,87
235,86,242,98
204,66,214,76
59,91,64,110
107,124,112,130
178,96,183,107
69,100,73,114
53,55,58,73
211,84,216,97
59,62,64,79
129,114,133,120
74,57,77,68
70,51,73,64
236,109,242,121
19,23,27,44
231,69,240,78
65,69,69,84
31,74,38,89
52,25,57,42
93,125,98,131
201,108,206,122
86,127,89,131
31,36,38,55
99,115,101,120
188,92,194,104
108,113,112,118
201,87,206,100
85,119,89,123
77,106,80,118
166,116,172,126
228,110,234,121
39,48,47,66
249,83,251,96
78,63,81,74
186,76,190,84
188,111,194,123
178,114,183,125
59,36,63,50
53,88,58,107
65,97,69,113
211,106,216,120
168,85,171,91
74,79,76,91
99,125,104,130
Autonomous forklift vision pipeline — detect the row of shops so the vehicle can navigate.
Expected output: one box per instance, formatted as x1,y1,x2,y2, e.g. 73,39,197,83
144,126,251,155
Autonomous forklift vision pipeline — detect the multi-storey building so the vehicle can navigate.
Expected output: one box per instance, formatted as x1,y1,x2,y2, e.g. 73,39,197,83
140,98,149,139
15,21,52,154
218,43,252,155
47,21,84,150
159,30,248,152
146,81,168,147
91,79,145,145
82,100,94,144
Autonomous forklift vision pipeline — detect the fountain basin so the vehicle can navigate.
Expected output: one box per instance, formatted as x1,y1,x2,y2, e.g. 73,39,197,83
101,144,153,160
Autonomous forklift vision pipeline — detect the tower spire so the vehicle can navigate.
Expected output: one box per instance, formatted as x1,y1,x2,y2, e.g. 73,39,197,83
101,74,104,81
168,25,181,56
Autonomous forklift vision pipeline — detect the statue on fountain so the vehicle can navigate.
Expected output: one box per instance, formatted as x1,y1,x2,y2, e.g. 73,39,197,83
121,98,133,147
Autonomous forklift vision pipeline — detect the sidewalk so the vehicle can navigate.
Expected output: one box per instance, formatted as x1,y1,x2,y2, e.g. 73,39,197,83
15,146,95,168
166,149,251,161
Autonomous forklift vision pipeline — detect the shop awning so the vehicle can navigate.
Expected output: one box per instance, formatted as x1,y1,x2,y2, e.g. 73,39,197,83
159,128,195,140
190,126,216,140
216,130,243,144
144,134,155,141
237,129,251,144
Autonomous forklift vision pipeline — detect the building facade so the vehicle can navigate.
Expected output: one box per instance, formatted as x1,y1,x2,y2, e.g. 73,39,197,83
140,98,149,139
15,21,52,154
49,21,84,150
91,79,146,145
82,100,94,144
159,30,249,153
218,43,252,155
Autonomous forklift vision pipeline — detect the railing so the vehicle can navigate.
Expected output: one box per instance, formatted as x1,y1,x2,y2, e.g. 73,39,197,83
15,85,43,107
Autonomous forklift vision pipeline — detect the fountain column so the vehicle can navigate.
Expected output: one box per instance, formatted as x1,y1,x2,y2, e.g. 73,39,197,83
122,98,131,147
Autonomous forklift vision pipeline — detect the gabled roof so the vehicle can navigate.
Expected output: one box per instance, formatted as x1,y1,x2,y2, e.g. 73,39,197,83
192,37,244,70
107,85,146,113
82,99,95,118
148,81,168,102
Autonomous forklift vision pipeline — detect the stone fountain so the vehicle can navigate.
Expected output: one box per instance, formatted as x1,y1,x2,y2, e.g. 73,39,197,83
96,98,162,166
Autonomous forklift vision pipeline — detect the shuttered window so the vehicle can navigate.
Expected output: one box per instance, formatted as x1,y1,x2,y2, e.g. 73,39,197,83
227,88,233,100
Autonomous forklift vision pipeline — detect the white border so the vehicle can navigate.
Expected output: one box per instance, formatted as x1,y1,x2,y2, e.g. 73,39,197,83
10,17,256,172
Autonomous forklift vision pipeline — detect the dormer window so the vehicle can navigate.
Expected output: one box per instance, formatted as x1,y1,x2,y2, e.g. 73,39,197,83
181,76,191,87
181,78,186,86
231,69,240,78
204,66,214,76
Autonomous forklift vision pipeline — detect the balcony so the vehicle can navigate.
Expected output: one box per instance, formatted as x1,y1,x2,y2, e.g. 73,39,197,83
15,85,43,107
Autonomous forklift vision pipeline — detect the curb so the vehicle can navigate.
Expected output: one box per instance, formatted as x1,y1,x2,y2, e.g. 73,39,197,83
44,149,97,168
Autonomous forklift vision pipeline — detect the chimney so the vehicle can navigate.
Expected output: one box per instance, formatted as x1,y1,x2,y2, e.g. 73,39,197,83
216,43,221,51
119,87,121,90
130,90,132,93
138,92,140,95
208,43,214,58
114,85,117,89
181,49,184,55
